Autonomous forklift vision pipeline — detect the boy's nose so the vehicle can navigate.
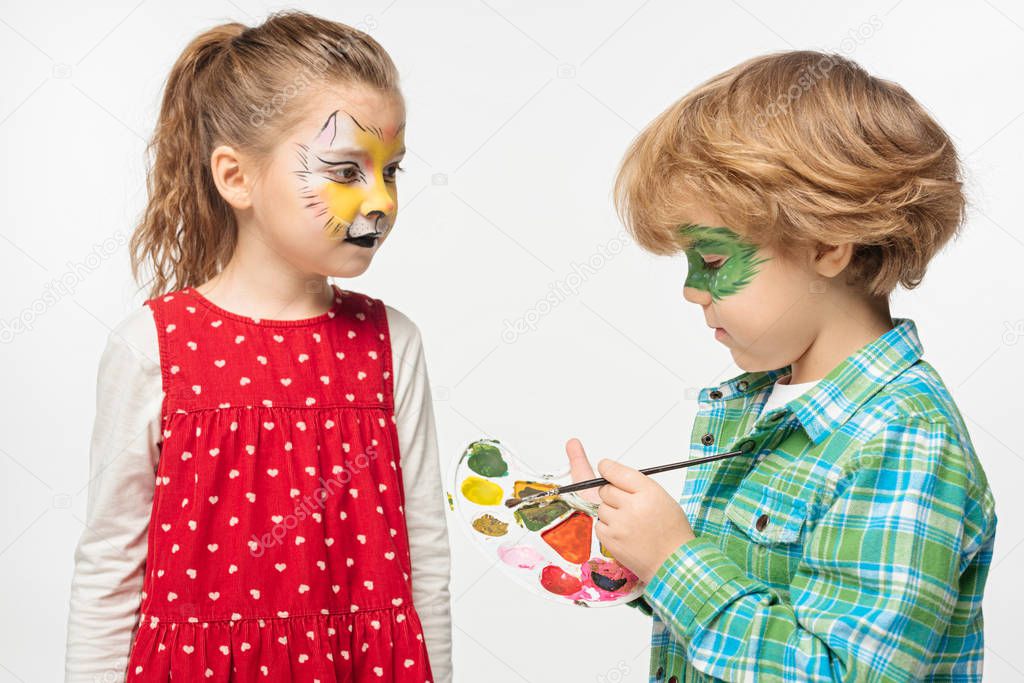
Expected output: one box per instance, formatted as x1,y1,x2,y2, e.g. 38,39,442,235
682,286,711,306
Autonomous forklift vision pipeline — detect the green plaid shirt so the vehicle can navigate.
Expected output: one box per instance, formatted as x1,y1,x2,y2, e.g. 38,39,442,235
637,317,997,682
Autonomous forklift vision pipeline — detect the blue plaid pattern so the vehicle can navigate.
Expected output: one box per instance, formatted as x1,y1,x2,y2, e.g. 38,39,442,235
639,317,997,682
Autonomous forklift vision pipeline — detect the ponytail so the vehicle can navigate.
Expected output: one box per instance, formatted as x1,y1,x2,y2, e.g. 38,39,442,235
131,23,242,299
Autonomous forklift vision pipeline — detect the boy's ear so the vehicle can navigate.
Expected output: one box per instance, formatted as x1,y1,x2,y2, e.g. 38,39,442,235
209,145,253,210
811,242,855,278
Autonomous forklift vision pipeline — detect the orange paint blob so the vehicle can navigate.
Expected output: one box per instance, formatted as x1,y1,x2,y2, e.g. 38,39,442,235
540,511,593,564
513,480,556,498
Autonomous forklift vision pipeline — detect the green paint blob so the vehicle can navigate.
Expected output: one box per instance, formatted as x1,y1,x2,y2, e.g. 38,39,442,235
460,476,504,506
466,441,508,477
514,499,571,531
679,224,770,302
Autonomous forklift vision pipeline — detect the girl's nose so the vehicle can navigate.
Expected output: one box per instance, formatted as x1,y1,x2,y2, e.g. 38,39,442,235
361,181,396,217
682,286,711,306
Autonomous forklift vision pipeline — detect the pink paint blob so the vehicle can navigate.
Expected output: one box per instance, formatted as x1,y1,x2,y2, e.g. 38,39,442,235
498,545,544,570
580,558,639,601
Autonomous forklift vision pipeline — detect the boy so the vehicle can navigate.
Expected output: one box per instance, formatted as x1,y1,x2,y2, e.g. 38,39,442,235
567,51,997,681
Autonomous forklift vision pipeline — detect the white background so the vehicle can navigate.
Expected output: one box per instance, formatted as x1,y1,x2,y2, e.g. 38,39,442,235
1,1,1022,681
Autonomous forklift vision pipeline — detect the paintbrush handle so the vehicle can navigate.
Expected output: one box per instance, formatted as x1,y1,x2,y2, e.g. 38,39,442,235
636,448,747,477
524,448,748,502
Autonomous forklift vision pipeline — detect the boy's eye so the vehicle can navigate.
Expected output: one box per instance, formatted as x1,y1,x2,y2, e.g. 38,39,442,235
702,256,727,270
383,163,404,182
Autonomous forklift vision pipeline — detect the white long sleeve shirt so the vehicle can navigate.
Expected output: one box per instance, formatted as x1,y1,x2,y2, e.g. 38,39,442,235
65,302,453,682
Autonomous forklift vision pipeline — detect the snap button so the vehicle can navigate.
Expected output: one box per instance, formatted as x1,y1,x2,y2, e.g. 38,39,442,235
737,380,749,391
655,666,664,680
669,677,679,683
700,433,715,446
755,513,770,531
709,389,723,400
737,439,756,453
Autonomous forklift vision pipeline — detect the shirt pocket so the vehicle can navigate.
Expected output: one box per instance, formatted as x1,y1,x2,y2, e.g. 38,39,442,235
722,484,811,591
724,483,810,545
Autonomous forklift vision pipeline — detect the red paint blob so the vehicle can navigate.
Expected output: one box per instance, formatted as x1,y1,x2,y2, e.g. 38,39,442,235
541,511,593,564
540,565,583,596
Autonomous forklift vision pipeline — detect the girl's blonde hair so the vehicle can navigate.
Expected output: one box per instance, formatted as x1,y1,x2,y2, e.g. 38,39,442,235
614,50,966,296
131,11,400,298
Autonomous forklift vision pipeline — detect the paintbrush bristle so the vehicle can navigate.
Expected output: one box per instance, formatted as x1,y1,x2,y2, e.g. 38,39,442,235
505,492,559,509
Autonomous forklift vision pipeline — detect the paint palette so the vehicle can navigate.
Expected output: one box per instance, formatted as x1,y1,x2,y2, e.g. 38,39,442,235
450,438,644,607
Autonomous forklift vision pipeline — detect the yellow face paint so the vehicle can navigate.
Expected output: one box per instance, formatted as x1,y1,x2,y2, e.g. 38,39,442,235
294,110,405,245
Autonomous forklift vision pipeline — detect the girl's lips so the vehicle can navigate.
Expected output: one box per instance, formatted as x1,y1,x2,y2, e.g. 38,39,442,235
343,233,381,248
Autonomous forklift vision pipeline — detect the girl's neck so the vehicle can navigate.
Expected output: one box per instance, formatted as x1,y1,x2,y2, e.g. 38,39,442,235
194,258,334,322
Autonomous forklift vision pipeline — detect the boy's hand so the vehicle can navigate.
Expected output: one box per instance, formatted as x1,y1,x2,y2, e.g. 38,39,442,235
565,438,697,583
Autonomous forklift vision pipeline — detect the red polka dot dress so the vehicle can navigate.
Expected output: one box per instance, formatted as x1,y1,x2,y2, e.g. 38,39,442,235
125,285,434,682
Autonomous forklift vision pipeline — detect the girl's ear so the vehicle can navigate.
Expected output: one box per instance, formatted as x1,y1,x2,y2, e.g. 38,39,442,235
209,144,253,210
811,242,855,279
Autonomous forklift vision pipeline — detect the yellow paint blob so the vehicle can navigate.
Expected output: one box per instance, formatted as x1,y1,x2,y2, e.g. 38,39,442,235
460,476,504,506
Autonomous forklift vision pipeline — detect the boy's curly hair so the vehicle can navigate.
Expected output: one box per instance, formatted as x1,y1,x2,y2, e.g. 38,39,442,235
614,50,966,297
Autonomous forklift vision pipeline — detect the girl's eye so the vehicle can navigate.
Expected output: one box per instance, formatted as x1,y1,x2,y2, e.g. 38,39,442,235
384,163,404,182
328,165,362,184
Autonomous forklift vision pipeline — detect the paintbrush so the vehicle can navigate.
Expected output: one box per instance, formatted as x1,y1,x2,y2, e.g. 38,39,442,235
503,448,749,509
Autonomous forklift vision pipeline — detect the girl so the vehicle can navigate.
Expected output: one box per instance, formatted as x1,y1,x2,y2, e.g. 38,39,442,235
65,11,451,682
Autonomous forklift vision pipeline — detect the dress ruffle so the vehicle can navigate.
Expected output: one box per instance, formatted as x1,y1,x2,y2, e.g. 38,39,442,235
127,605,432,682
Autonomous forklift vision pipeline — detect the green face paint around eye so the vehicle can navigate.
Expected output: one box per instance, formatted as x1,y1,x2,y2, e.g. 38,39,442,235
680,224,770,301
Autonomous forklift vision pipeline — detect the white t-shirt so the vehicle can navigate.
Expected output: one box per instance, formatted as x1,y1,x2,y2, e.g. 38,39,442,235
64,303,453,683
759,375,821,418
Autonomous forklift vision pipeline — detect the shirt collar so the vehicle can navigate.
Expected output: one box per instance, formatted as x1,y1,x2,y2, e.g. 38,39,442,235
700,317,924,446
